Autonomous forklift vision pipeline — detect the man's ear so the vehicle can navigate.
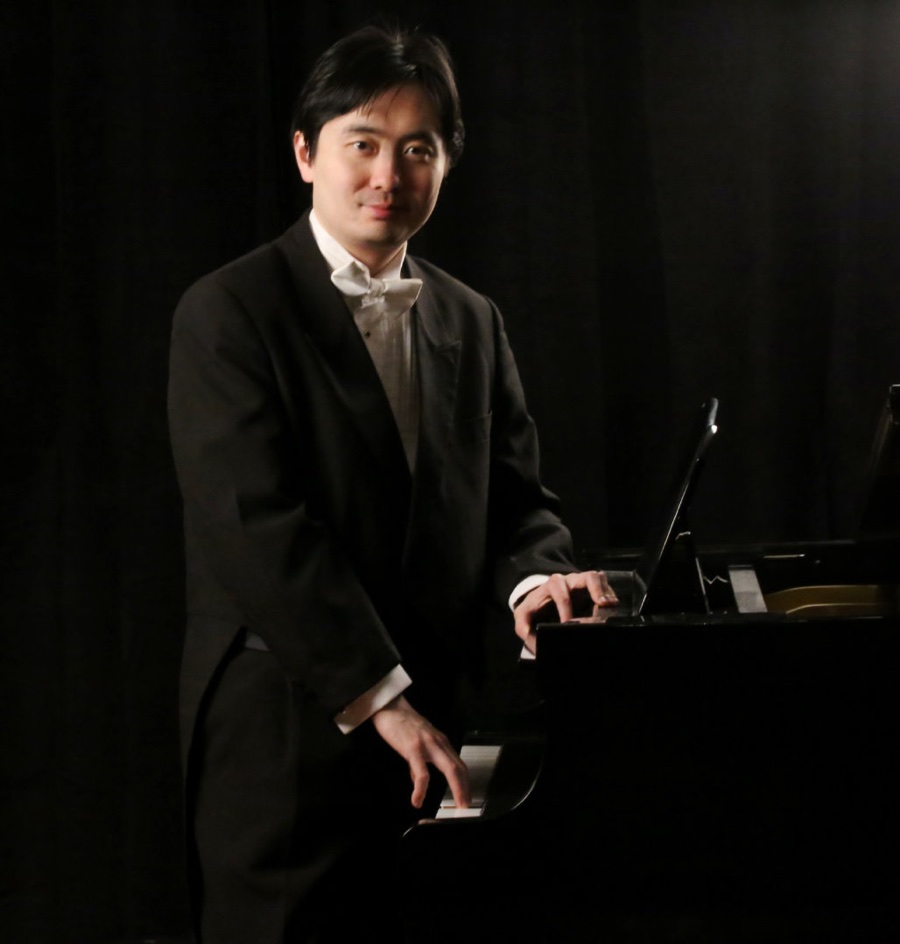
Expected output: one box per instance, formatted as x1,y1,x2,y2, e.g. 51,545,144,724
293,131,314,183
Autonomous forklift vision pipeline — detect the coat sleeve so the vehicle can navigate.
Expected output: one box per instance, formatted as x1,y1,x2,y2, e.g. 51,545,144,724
485,303,579,603
167,273,401,716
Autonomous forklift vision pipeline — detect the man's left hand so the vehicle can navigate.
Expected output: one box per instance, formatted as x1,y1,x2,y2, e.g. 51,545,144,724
513,570,618,653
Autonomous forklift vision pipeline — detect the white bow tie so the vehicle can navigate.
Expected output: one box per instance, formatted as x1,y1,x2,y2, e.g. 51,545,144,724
330,260,423,322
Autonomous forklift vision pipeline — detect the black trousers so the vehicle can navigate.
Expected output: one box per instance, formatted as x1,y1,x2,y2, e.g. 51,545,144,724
188,646,427,944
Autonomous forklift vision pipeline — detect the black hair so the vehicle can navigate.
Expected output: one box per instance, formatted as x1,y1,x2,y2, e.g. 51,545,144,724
291,25,465,166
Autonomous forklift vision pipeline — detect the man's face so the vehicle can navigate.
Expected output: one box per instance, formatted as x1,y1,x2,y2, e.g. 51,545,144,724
294,84,449,274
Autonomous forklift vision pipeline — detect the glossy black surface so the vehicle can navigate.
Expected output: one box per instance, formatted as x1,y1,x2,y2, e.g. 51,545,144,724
400,540,899,943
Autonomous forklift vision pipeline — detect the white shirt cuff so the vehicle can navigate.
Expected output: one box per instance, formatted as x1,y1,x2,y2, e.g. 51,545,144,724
508,574,551,612
334,664,412,734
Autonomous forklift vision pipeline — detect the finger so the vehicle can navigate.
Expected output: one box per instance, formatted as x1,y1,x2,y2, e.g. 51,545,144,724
408,754,430,809
581,569,619,605
430,746,470,808
446,768,471,809
515,577,568,632
514,608,537,643
546,573,574,622
550,590,573,622
513,609,538,653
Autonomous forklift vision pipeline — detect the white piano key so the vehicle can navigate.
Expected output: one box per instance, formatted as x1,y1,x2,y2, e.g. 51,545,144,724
435,743,502,819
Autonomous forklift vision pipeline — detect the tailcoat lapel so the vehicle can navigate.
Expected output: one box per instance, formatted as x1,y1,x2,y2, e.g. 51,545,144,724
403,257,461,562
276,216,412,492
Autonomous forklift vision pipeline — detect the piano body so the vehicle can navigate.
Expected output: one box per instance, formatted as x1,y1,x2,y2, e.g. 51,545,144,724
400,388,900,941
399,543,899,943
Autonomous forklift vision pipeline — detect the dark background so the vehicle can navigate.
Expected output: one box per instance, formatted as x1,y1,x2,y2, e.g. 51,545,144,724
3,1,898,941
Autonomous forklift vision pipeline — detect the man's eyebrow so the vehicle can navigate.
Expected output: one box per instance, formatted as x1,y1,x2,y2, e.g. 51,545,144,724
340,123,440,143
341,123,381,136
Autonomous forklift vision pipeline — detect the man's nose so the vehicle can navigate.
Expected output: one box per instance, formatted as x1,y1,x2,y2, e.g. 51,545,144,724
370,151,400,191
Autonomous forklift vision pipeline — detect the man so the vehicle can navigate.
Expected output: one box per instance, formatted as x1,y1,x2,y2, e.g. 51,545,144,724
168,24,616,943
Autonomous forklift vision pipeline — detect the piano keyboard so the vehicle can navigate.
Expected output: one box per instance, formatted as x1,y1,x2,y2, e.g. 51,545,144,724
435,744,503,819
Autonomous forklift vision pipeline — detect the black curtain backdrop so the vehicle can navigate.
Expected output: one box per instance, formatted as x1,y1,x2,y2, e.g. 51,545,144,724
3,2,899,941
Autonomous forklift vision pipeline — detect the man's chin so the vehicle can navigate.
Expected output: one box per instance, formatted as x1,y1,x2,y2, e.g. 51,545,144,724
358,219,411,242
356,224,418,254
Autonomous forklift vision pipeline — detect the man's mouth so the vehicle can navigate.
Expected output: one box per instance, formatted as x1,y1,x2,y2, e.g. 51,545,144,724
365,202,401,220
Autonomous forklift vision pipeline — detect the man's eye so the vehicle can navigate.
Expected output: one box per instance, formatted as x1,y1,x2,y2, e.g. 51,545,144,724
405,145,433,159
351,140,372,152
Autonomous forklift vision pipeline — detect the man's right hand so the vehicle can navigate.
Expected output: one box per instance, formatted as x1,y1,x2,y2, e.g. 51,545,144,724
371,694,470,810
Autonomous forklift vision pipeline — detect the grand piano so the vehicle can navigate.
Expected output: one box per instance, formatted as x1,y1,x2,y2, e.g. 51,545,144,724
399,391,899,943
